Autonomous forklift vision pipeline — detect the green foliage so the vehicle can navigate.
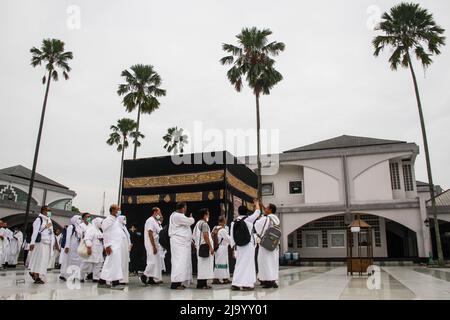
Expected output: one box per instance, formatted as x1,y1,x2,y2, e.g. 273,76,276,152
163,127,188,155
220,27,285,96
107,118,141,152
117,64,166,114
30,38,73,84
373,2,445,70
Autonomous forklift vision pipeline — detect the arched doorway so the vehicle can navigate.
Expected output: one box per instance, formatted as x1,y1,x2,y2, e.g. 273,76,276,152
429,219,450,259
287,213,418,259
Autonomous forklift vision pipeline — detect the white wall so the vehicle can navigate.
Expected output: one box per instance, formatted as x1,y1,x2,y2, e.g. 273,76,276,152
262,165,304,206
303,167,340,204
352,160,393,202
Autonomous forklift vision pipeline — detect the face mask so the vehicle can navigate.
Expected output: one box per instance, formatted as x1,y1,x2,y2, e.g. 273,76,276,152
47,211,52,218
86,217,92,223
117,211,122,216
155,215,161,221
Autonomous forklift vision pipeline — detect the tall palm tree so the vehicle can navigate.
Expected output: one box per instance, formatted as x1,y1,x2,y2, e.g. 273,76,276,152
117,64,166,159
163,127,189,155
107,118,141,205
24,39,73,232
373,2,446,265
220,27,285,198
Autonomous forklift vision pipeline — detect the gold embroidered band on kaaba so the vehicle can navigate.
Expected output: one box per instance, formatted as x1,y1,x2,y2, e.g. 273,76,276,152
122,190,225,204
123,170,225,189
226,171,258,199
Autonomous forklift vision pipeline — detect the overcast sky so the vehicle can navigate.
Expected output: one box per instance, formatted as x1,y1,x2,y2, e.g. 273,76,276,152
1,0,449,213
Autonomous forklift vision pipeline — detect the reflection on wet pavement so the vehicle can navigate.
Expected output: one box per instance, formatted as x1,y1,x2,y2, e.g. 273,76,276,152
1,266,450,300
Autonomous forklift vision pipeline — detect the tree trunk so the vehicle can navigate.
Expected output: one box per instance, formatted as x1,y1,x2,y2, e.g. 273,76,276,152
255,92,262,199
133,104,141,160
407,54,445,266
23,70,52,234
118,142,125,206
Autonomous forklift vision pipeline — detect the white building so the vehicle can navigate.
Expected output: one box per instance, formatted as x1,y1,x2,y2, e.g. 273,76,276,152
0,165,77,229
245,135,450,261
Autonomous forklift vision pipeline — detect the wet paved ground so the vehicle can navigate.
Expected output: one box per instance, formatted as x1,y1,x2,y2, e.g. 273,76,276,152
1,266,450,300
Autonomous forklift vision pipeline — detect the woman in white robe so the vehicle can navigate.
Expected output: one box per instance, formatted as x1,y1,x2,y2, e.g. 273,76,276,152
213,217,231,284
117,215,131,284
28,207,54,284
169,203,195,290
142,208,163,285
59,216,82,280
230,201,262,290
80,217,104,281
254,204,280,288
8,229,23,267
193,208,214,289
0,222,6,267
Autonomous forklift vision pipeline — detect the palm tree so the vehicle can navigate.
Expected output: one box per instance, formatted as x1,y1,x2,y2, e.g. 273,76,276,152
373,2,446,265
220,27,285,198
107,118,141,205
24,39,73,232
117,64,166,159
163,127,189,155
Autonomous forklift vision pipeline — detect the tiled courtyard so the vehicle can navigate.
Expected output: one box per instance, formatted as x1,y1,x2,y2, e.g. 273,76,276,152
1,266,450,300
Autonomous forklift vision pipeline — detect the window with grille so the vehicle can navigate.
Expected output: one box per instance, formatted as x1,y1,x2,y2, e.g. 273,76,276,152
389,162,401,190
289,181,303,194
305,233,320,248
402,164,414,191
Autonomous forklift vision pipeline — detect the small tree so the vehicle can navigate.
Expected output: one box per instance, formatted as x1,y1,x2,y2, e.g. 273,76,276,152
163,127,189,155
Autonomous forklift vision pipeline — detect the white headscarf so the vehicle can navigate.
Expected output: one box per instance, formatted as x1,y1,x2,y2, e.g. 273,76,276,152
92,217,103,230
70,215,81,226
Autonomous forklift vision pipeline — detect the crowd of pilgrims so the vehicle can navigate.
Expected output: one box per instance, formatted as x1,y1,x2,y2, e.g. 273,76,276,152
0,199,280,291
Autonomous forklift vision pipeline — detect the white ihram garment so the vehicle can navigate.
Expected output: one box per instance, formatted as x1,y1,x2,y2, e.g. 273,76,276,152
28,214,54,277
193,220,214,280
143,216,163,281
254,214,280,282
213,226,230,280
100,215,123,282
230,209,261,288
169,212,194,284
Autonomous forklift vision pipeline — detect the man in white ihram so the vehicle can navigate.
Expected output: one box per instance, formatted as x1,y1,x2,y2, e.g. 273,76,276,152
254,202,280,288
141,207,164,285
28,206,54,284
230,199,262,291
169,202,194,290
98,204,124,290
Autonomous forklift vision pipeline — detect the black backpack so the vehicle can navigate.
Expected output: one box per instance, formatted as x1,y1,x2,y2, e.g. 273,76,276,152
29,216,44,243
232,217,251,246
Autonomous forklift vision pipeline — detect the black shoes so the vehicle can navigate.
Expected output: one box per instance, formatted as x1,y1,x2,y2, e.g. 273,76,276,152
34,278,45,284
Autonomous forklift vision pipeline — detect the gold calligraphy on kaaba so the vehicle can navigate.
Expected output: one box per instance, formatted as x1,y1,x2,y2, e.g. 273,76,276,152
226,171,258,199
123,170,225,189
176,192,203,202
136,195,159,204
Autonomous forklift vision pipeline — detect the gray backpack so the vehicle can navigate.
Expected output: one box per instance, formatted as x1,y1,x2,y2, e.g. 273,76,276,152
259,218,281,251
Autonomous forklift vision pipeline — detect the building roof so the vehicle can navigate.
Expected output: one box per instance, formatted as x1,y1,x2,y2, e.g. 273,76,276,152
284,135,406,153
416,180,429,187
428,189,450,207
0,165,68,189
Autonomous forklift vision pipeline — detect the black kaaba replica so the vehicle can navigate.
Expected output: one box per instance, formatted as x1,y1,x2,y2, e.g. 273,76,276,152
121,151,257,230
